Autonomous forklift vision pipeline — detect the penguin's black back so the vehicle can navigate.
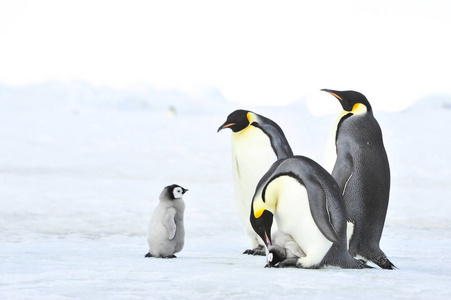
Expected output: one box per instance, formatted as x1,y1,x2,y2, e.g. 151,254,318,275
258,156,348,244
253,114,293,159
334,111,390,246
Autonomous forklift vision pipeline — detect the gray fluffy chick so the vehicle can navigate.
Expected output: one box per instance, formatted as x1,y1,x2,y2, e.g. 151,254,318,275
266,230,305,268
145,184,188,258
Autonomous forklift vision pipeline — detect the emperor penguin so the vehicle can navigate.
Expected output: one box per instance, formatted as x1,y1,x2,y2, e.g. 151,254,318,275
218,110,293,255
322,89,396,270
145,184,188,258
251,156,369,269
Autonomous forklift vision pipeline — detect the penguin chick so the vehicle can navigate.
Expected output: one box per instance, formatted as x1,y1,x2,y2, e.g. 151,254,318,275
266,230,305,268
218,109,293,255
145,184,188,258
322,89,396,270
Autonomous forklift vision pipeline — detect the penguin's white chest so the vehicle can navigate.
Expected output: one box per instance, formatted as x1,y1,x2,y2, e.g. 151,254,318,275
269,177,320,240
230,125,279,247
268,176,333,267
231,126,277,200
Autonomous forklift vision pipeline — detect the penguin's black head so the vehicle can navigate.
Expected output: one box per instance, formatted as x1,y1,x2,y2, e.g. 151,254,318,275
267,245,287,268
162,184,188,200
217,109,254,133
250,208,274,248
321,89,372,112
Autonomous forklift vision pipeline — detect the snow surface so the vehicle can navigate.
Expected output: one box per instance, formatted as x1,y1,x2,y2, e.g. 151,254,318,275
1,87,451,299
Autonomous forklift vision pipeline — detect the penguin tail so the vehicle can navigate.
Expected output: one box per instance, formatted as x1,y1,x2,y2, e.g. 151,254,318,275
323,244,371,269
351,244,397,270
362,248,397,269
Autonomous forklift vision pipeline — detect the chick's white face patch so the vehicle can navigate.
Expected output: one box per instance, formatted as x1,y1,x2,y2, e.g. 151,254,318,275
268,253,274,263
173,187,184,199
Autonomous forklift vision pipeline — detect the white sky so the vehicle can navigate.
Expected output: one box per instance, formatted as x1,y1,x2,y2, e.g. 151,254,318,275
0,0,450,112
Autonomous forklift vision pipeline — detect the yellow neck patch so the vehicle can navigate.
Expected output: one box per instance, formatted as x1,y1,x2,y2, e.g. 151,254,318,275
253,177,281,218
247,112,257,124
351,103,367,115
254,206,265,219
253,188,268,219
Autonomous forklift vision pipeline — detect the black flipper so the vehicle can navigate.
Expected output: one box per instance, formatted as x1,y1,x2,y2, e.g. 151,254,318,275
331,147,354,192
305,181,341,244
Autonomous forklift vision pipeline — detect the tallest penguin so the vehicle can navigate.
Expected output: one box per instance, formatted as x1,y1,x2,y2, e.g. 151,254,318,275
218,110,293,255
322,89,396,269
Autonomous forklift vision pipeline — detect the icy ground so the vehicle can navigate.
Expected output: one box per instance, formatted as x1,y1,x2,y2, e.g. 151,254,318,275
1,93,451,299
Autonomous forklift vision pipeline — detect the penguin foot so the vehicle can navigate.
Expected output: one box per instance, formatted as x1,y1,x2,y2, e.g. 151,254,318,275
144,253,177,259
332,256,373,269
338,257,373,269
243,249,266,256
277,258,299,268
352,259,372,269
354,260,373,269
243,245,266,256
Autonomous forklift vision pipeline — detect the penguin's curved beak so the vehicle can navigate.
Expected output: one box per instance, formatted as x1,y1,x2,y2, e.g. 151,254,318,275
321,89,342,101
264,231,272,246
182,188,188,194
217,122,235,132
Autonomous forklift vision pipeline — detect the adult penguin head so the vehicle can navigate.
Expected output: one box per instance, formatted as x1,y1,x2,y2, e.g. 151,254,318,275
250,185,275,248
250,209,274,248
217,109,257,133
321,89,372,112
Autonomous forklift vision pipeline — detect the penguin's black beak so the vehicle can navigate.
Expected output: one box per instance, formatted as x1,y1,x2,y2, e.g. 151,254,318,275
217,122,235,132
321,89,343,101
182,188,188,194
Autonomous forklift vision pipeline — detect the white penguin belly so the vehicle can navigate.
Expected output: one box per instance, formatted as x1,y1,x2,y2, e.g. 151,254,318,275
231,126,278,246
271,176,333,268
147,206,178,257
